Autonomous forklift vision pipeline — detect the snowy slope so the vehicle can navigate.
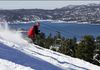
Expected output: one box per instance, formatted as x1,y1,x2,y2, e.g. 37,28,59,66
0,58,33,70
0,26,100,70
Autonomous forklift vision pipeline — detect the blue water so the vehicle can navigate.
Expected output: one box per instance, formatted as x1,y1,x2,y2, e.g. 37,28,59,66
8,22,100,40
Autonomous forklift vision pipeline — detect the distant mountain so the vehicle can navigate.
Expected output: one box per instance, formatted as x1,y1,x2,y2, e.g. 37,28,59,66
1,3,100,23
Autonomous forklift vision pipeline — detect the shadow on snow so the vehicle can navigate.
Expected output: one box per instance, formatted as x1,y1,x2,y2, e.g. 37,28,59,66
0,43,62,70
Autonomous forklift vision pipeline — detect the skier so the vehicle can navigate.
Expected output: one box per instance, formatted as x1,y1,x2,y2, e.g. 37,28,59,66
27,22,40,43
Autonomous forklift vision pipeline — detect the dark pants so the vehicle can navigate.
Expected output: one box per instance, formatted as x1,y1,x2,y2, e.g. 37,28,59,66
32,34,40,44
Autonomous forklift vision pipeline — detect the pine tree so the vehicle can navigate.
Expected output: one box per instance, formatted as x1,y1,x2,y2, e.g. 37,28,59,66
58,38,77,57
66,38,77,57
75,35,95,62
95,36,100,50
45,33,54,49
59,41,67,54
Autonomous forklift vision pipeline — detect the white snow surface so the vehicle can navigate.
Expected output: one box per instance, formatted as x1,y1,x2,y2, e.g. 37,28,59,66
0,26,100,70
0,58,33,70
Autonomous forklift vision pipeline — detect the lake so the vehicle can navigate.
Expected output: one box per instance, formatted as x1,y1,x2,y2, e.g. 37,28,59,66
8,22,100,40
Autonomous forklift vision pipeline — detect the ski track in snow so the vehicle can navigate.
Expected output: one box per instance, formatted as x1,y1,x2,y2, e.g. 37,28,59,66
0,29,100,70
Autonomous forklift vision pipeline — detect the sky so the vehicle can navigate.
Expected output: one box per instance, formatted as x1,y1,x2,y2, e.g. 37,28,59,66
0,1,100,9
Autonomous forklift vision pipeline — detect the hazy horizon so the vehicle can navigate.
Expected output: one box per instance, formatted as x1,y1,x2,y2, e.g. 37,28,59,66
0,1,100,10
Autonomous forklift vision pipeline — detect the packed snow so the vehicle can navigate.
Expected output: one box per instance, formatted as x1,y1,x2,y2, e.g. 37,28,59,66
0,23,100,70
0,58,33,70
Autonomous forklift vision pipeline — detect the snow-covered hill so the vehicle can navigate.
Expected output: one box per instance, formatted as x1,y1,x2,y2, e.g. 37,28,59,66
0,24,100,70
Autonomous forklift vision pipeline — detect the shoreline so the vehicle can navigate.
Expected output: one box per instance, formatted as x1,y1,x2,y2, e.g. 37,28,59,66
7,20,100,25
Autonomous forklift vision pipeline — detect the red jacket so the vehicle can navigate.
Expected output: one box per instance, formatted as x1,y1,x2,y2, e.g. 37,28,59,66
28,26,35,38
28,23,40,38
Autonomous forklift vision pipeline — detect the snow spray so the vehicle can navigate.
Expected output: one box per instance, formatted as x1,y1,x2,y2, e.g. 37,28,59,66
0,19,9,30
0,20,28,45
